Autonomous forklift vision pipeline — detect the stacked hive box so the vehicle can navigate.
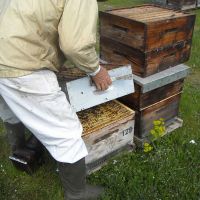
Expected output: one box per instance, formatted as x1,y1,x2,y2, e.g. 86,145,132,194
78,100,135,174
100,5,195,77
57,68,136,174
100,5,196,140
119,64,189,138
167,0,197,10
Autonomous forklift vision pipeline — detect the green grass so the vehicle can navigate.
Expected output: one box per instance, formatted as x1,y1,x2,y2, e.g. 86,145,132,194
98,0,150,10
1,1,200,200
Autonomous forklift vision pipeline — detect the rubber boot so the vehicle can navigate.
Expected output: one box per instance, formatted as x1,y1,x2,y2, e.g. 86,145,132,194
26,135,44,154
4,122,25,152
58,158,104,200
10,135,45,174
25,135,45,167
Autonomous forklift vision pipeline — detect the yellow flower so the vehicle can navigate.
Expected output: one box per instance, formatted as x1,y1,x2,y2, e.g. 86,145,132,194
143,142,153,153
153,120,161,126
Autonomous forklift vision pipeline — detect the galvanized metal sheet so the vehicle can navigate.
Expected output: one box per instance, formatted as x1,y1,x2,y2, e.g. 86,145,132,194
133,64,190,93
66,65,134,112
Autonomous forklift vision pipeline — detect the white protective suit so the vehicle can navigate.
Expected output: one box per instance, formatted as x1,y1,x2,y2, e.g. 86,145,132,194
0,0,100,163
0,70,88,163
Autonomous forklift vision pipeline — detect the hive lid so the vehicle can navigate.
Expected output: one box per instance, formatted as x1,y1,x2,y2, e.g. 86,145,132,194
104,4,193,23
65,65,135,112
133,64,190,93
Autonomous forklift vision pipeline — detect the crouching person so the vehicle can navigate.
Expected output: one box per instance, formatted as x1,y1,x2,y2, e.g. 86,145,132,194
0,0,112,199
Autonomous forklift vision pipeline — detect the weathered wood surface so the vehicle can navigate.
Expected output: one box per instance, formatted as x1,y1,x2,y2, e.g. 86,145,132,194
122,93,182,138
134,117,183,147
100,37,191,77
167,0,197,10
100,5,196,52
78,100,135,168
119,79,184,110
84,119,135,164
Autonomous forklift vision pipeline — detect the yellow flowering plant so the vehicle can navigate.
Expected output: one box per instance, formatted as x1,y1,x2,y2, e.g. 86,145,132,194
143,118,166,153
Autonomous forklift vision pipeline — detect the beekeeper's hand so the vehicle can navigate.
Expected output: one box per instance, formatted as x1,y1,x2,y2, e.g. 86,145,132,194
91,66,112,91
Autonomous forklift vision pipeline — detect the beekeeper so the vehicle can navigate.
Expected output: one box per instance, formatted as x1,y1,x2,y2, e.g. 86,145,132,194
0,0,111,199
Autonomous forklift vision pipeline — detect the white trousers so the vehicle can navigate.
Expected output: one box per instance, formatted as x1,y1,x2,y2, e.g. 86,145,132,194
0,70,88,163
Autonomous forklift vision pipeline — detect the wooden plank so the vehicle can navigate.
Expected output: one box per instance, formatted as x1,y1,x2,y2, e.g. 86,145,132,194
100,37,191,77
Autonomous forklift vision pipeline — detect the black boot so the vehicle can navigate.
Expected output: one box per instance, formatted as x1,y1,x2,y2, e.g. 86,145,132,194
10,135,45,174
58,158,104,200
4,122,25,152
25,135,45,168
26,135,44,155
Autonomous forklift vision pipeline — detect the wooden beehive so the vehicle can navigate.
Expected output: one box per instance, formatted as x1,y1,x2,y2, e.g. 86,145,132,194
78,100,135,173
120,79,184,110
100,4,195,77
118,64,189,138
101,37,191,77
167,0,197,10
100,5,195,52
134,93,182,138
